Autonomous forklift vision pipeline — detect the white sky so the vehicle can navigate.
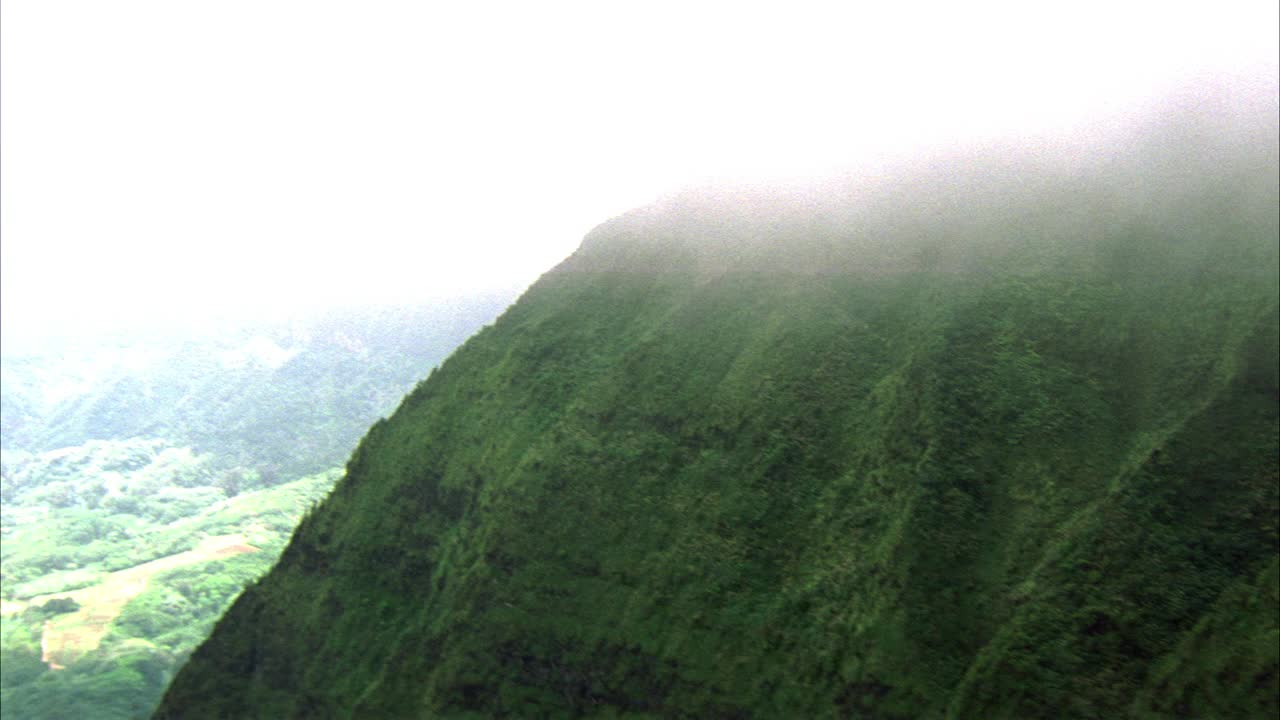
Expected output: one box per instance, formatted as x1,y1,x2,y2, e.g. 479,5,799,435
2,0,1276,335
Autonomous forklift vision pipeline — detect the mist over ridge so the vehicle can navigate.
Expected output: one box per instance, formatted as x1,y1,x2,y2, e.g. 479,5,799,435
566,81,1278,284
150,75,1280,718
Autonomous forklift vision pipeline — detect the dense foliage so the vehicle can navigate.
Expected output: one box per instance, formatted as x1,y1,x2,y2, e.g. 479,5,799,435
156,117,1279,718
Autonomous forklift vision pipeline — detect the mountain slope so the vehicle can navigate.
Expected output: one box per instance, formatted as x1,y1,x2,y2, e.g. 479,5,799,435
156,121,1279,718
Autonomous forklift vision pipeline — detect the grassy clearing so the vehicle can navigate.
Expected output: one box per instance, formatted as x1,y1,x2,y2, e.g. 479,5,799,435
1,469,341,720
19,535,259,669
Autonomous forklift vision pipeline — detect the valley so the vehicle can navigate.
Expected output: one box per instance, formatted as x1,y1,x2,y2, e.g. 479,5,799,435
0,298,513,719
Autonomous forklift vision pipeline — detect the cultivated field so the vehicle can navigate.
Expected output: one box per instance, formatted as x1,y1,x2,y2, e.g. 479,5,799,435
7,535,259,669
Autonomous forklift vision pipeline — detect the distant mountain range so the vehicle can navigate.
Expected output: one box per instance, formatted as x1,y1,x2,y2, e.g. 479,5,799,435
2,297,517,479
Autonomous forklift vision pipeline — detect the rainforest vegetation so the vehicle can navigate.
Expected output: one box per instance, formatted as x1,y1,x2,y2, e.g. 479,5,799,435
155,111,1279,718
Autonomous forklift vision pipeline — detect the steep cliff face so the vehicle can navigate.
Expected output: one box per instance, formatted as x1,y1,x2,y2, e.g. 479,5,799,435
155,126,1278,718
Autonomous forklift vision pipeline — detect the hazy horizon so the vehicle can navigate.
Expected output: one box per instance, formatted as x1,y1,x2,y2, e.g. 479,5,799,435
3,0,1276,342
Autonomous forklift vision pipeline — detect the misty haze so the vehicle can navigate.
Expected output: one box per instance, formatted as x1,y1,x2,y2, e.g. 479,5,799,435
2,2,1277,718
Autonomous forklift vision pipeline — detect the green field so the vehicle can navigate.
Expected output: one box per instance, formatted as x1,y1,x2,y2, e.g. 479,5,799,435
10,534,259,670
0,453,339,720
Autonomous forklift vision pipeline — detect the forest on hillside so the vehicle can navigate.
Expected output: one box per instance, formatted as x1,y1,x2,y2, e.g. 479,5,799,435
156,112,1279,718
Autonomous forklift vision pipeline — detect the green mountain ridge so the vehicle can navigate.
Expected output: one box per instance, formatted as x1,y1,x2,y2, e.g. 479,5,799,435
156,119,1278,717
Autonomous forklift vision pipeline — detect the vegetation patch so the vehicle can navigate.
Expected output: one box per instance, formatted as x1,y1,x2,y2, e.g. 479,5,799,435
26,535,258,669
0,469,339,720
